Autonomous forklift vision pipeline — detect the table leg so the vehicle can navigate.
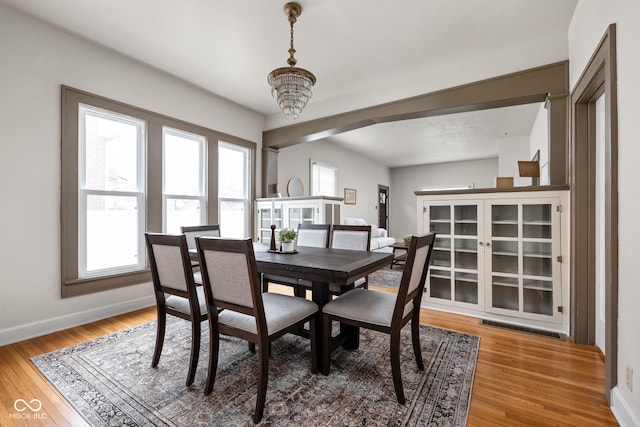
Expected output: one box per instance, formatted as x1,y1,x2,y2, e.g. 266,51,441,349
311,281,330,373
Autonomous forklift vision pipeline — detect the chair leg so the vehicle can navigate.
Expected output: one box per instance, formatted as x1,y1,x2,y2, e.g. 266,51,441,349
248,342,256,353
411,314,425,371
186,318,201,386
321,314,332,376
204,324,220,395
261,274,270,293
151,307,166,368
390,332,406,404
253,340,270,423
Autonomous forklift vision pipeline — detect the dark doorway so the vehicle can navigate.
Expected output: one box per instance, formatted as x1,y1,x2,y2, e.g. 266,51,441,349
378,185,389,231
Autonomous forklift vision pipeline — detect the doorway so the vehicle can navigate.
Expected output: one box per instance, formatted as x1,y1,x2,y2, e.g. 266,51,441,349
570,24,618,400
378,185,389,231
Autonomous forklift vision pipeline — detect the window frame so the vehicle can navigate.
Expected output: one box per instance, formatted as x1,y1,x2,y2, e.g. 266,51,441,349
61,86,256,297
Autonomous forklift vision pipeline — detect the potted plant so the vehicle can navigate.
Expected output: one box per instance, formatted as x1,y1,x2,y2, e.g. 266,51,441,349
403,234,413,244
279,228,298,252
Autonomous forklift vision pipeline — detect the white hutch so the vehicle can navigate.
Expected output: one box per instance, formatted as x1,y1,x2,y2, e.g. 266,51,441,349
255,196,343,244
416,186,570,334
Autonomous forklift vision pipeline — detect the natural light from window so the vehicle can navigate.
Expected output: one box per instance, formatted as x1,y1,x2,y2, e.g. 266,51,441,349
310,160,337,197
219,142,250,238
163,128,206,234
79,104,146,277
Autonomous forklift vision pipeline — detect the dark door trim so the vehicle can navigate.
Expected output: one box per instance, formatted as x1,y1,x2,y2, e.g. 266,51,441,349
378,185,390,231
569,24,618,401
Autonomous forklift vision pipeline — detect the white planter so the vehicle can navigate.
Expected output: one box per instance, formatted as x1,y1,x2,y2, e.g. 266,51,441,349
281,242,295,252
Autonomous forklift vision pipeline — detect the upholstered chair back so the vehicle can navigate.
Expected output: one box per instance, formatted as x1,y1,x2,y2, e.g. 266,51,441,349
196,237,263,316
202,248,255,309
395,233,435,320
297,224,331,248
330,225,371,251
146,233,193,293
181,224,221,251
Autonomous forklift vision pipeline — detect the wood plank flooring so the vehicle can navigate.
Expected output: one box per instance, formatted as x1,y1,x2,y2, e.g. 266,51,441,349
0,285,618,426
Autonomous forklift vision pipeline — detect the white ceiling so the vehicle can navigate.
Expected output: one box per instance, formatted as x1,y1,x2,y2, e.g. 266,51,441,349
1,0,577,167
328,102,544,167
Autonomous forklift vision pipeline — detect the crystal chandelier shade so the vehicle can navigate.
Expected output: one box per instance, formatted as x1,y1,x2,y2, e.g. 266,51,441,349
267,3,316,120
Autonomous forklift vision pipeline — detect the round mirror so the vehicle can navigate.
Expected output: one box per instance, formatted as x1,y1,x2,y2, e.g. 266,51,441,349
287,177,304,197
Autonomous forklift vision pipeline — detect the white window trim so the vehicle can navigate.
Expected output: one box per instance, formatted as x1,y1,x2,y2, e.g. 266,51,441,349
309,158,338,197
218,142,252,238
162,127,207,232
77,105,146,278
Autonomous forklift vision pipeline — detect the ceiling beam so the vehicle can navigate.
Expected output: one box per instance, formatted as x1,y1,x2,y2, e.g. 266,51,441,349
262,61,569,149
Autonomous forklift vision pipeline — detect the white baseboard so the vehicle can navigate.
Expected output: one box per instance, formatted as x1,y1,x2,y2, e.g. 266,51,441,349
611,386,640,427
0,295,156,347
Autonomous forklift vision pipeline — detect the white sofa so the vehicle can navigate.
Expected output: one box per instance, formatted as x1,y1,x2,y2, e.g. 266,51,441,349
342,217,396,252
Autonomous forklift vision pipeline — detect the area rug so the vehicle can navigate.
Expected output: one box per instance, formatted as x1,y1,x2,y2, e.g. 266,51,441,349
368,265,403,289
32,318,478,426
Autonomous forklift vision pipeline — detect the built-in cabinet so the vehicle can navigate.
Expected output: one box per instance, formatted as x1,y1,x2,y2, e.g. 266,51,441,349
417,190,569,331
255,196,343,244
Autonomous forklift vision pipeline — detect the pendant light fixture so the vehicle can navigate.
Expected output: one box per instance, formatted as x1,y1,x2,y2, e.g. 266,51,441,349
267,2,317,120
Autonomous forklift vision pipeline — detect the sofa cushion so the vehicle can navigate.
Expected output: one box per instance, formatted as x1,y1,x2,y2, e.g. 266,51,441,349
344,217,367,226
371,236,395,250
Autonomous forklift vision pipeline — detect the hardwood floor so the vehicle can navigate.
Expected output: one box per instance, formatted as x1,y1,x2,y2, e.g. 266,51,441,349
0,285,618,426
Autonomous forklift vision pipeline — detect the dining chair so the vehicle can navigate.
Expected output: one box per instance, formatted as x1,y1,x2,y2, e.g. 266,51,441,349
196,236,319,424
181,224,220,267
329,224,372,292
320,233,435,404
262,223,331,296
145,232,208,387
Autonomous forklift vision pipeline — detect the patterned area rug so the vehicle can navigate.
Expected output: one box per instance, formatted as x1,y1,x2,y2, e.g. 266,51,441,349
33,317,478,426
368,265,404,289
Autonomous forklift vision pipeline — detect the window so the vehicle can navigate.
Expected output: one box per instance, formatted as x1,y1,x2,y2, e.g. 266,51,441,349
310,159,337,197
163,128,206,234
61,86,255,297
218,142,252,238
78,105,146,277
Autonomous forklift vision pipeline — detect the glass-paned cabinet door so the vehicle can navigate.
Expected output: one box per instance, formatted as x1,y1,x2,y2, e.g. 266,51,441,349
257,202,283,243
485,199,561,321
425,201,483,308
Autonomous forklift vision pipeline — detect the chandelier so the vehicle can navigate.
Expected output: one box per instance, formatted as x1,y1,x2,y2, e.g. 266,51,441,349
267,2,316,120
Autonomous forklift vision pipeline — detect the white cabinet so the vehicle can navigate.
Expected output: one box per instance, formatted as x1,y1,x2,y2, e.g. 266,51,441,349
485,199,561,322
255,196,343,244
427,201,485,309
417,190,568,330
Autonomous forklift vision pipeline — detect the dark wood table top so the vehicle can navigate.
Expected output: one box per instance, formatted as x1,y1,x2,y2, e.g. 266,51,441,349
253,245,393,287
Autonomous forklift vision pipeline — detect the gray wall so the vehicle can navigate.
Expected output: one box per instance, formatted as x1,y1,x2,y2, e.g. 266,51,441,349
389,158,498,239
278,140,391,225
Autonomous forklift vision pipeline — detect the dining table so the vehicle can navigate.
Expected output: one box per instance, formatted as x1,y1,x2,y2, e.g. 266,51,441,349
191,243,393,372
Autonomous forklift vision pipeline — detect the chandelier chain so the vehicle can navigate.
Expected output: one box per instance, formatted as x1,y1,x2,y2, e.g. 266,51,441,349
287,13,297,67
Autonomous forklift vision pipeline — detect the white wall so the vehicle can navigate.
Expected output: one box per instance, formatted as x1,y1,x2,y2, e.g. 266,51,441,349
529,104,550,184
497,136,531,186
0,5,263,345
569,1,640,424
389,158,498,240
277,140,390,225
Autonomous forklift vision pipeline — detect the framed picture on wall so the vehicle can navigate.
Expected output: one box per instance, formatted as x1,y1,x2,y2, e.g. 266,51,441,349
344,188,357,204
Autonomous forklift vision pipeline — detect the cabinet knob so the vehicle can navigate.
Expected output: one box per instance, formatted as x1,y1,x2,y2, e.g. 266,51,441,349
479,241,484,246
